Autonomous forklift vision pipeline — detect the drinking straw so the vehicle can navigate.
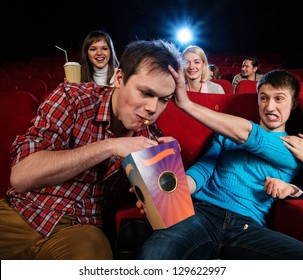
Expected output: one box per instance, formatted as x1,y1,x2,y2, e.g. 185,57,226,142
55,45,68,63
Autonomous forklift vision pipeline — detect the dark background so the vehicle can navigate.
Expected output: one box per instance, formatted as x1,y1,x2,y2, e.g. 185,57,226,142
0,0,301,67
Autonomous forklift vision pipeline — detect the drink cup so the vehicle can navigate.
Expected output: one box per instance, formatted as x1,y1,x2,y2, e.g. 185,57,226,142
64,62,81,83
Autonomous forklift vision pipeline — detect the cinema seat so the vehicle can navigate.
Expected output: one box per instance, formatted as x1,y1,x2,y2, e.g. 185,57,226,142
212,79,233,94
0,90,39,198
235,80,258,94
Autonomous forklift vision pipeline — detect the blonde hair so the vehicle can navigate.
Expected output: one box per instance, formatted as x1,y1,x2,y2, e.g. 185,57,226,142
182,45,209,82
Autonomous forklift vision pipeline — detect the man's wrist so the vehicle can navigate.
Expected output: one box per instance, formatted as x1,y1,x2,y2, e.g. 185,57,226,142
289,184,303,198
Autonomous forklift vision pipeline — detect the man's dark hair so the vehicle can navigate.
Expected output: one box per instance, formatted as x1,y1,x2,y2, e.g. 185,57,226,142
119,39,181,84
257,69,300,99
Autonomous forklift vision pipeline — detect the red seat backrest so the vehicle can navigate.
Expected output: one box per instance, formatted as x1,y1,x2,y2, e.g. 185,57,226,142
0,79,47,102
48,68,65,90
10,70,51,86
0,69,10,79
0,90,39,198
235,80,258,94
0,79,15,92
13,79,48,102
291,72,302,82
220,72,235,83
212,79,233,94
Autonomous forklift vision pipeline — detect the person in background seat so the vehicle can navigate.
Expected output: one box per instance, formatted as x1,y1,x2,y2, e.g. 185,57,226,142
80,30,119,86
232,56,263,93
208,63,221,80
183,46,224,94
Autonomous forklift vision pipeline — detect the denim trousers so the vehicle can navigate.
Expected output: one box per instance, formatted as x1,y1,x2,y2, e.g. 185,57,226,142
137,201,303,260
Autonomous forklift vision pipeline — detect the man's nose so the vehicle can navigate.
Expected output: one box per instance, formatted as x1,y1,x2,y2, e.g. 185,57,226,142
145,97,158,114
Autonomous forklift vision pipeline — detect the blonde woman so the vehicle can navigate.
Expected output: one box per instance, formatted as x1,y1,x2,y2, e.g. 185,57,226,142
182,46,224,94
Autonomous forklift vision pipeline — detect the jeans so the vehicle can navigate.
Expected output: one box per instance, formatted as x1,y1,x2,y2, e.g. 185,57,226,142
137,201,303,259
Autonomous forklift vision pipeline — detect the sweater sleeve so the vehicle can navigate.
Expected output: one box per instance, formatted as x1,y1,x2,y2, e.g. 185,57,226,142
242,122,303,171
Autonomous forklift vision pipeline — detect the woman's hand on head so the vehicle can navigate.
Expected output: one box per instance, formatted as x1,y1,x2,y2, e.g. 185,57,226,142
168,65,190,109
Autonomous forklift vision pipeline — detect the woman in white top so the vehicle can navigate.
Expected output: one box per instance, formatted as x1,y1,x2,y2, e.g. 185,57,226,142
182,46,224,94
80,30,119,86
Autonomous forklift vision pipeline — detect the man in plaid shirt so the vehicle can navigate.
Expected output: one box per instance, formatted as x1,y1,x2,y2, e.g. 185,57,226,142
0,39,181,259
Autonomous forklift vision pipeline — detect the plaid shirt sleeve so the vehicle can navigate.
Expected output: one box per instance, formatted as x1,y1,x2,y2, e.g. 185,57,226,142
10,84,84,164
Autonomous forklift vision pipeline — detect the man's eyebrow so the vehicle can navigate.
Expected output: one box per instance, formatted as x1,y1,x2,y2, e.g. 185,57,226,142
156,91,174,99
259,91,288,97
162,93,174,99
139,86,174,99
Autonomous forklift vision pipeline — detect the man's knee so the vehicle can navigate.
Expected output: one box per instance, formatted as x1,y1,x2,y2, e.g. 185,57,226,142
37,224,113,260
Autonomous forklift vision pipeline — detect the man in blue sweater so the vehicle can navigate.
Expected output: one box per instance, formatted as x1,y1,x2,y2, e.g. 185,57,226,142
137,69,303,259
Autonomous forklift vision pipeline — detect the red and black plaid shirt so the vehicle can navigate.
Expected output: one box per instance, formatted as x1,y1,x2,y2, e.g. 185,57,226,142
8,82,163,237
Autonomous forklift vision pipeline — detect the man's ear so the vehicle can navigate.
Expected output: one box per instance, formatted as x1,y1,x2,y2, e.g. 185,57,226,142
292,97,299,110
114,69,123,88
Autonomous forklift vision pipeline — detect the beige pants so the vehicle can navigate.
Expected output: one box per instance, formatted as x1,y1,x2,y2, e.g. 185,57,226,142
0,199,112,260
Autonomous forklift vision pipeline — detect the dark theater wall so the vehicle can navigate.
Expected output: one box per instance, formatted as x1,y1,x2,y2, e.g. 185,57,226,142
0,0,300,67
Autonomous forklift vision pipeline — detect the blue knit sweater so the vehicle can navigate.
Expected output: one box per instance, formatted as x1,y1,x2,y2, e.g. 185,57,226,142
186,121,303,225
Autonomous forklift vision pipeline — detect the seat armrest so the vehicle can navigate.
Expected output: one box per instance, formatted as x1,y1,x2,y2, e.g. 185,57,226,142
274,198,303,242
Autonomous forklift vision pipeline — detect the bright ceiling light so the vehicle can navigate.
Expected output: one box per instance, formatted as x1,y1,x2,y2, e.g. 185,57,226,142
176,27,193,44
